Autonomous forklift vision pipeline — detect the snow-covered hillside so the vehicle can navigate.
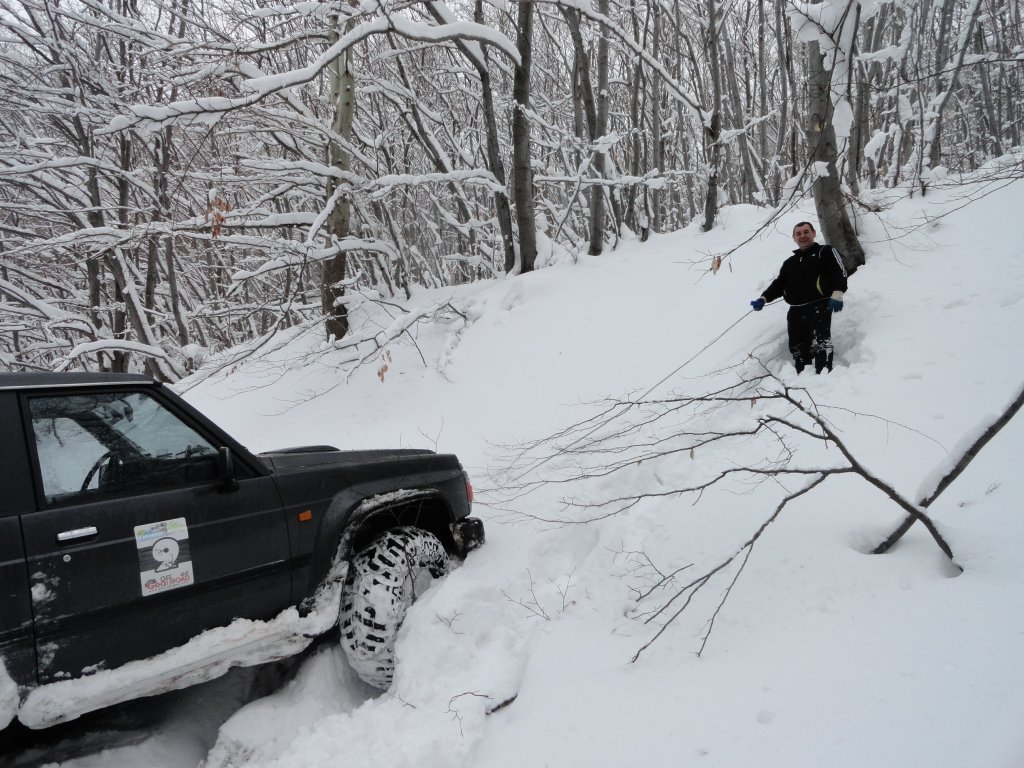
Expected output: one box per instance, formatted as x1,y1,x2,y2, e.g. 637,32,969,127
33,169,1024,768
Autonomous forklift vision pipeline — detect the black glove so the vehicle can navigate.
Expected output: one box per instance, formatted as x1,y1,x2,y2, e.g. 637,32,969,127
750,298,765,311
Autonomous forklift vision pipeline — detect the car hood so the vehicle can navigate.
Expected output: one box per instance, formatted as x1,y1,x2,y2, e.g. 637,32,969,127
257,446,436,472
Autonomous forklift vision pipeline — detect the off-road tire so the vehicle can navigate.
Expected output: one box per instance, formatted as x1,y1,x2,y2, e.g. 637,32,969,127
340,526,450,689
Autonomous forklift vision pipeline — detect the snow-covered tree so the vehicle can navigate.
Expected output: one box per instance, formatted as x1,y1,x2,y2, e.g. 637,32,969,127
1,0,1019,373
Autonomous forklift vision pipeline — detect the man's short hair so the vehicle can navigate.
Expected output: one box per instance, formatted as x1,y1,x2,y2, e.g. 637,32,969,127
793,221,816,234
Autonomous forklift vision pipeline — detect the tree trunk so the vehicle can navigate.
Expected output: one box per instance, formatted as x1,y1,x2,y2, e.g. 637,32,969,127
807,41,865,273
472,0,516,274
104,249,182,381
588,0,610,255
701,0,723,232
849,15,878,192
774,0,796,198
322,21,355,340
650,2,663,233
166,238,189,347
925,0,983,171
723,33,763,202
560,5,613,253
512,0,537,273
85,255,102,328
626,6,647,237
974,23,1003,158
757,0,770,203
419,0,515,272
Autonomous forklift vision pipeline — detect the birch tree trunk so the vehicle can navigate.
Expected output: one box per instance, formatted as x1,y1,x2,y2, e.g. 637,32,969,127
807,41,865,273
322,21,355,340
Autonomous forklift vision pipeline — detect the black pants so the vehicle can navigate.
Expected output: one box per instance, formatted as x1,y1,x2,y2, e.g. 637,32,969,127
786,301,833,373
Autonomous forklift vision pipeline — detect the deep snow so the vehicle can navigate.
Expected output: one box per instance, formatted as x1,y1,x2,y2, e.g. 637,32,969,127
20,167,1024,768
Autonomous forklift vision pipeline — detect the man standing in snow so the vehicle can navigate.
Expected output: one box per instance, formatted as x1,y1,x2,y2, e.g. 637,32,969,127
750,222,848,374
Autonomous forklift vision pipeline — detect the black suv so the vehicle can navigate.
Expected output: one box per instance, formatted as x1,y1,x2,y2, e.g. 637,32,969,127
0,373,482,729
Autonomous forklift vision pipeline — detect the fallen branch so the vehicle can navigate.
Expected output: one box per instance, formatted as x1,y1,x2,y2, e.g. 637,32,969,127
631,475,827,662
771,390,957,564
491,358,969,661
872,383,1024,554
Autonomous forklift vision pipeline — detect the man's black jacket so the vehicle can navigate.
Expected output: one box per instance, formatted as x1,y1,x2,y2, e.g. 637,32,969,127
760,242,848,306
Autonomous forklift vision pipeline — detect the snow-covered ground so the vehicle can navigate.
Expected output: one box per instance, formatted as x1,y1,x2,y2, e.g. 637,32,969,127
17,167,1024,767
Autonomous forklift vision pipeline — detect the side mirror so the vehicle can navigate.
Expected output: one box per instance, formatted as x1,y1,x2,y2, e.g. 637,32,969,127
217,447,240,493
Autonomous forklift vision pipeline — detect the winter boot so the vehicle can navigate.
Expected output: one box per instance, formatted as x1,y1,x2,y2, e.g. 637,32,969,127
813,349,833,374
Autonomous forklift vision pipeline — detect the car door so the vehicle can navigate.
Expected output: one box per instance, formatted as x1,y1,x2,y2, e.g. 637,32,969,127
0,391,35,702
0,514,33,703
20,387,293,683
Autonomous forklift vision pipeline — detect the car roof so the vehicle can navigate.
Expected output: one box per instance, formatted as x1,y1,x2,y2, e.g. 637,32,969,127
0,372,157,391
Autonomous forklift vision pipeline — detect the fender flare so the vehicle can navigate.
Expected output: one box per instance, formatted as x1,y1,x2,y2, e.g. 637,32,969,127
305,486,452,599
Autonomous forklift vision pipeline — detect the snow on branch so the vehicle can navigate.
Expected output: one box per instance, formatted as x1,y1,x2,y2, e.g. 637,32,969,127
54,339,185,378
111,13,519,133
421,0,489,71
0,276,93,333
532,0,703,121
228,237,399,288
367,169,505,198
182,295,467,400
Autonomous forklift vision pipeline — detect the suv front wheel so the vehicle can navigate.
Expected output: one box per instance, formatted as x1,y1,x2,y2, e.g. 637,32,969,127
339,527,450,689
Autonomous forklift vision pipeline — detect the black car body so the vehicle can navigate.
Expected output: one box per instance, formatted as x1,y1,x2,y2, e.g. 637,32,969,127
0,372,481,728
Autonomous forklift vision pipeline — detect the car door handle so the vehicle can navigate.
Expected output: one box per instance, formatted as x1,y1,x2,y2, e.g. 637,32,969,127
57,526,99,543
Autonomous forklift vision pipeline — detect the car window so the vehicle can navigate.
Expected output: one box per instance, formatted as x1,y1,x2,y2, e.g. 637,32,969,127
30,391,219,505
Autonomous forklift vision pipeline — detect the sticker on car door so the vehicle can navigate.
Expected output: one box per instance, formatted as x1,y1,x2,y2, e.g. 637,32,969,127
134,518,194,596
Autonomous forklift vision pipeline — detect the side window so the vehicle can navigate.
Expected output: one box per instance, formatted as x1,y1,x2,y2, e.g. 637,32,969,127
30,391,220,505
32,415,108,499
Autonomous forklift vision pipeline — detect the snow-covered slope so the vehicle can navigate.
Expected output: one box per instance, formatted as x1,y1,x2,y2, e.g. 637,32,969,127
153,172,1024,768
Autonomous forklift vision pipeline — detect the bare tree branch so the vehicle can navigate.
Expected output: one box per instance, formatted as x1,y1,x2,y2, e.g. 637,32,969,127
873,383,1024,554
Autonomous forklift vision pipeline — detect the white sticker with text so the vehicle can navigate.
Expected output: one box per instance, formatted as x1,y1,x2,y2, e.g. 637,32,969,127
134,517,194,596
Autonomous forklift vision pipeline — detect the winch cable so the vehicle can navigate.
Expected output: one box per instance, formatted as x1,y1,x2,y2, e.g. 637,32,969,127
508,307,762,484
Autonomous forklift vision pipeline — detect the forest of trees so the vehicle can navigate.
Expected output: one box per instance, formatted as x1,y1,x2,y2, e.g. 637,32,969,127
0,0,1020,379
